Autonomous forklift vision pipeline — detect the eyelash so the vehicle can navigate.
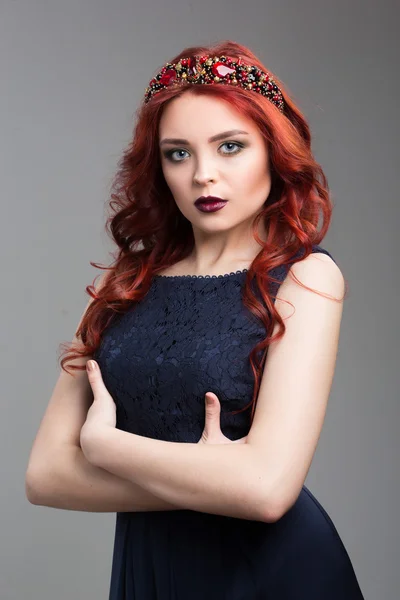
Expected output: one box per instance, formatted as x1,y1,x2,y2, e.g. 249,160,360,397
163,141,245,163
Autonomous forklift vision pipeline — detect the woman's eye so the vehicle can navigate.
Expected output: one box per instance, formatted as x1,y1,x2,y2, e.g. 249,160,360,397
164,141,244,162
166,149,189,162
220,141,243,155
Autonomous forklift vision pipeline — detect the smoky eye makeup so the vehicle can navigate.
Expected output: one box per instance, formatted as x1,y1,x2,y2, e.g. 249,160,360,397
162,141,246,162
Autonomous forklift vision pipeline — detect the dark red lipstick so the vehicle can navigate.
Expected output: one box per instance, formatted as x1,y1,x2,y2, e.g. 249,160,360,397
194,195,228,213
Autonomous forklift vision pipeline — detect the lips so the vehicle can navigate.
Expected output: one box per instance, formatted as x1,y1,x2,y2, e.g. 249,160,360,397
195,200,227,213
194,195,227,206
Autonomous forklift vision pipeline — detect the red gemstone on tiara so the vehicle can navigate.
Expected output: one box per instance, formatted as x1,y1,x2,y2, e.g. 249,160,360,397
160,69,177,85
187,56,197,76
143,56,284,111
212,62,236,78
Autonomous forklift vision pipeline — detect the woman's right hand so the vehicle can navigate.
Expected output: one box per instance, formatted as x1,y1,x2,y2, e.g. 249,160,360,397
197,392,248,445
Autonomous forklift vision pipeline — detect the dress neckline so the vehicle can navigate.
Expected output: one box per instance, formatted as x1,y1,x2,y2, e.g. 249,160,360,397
154,268,249,280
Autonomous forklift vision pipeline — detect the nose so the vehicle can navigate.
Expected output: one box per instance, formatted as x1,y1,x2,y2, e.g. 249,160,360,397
192,156,217,186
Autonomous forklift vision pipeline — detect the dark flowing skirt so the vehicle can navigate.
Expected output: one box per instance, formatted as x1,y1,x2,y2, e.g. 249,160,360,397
108,485,365,600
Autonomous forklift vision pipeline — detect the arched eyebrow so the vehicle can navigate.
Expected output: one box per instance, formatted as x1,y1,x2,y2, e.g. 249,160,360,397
159,129,249,146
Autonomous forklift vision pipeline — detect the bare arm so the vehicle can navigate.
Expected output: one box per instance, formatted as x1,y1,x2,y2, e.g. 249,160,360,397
26,444,181,512
79,253,344,523
25,273,183,513
87,426,269,521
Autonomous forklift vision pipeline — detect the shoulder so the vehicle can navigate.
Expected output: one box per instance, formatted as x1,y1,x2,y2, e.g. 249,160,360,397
274,251,345,319
287,251,344,296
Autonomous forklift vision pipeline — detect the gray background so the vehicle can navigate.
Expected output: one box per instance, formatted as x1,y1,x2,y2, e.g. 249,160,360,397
2,0,398,598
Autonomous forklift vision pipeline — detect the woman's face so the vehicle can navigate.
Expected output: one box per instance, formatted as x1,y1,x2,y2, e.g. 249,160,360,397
159,92,272,236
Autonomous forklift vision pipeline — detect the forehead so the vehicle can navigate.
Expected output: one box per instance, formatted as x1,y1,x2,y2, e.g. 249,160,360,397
158,93,257,137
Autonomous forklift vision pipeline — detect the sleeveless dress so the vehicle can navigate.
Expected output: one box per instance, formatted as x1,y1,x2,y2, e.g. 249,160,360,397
93,244,365,600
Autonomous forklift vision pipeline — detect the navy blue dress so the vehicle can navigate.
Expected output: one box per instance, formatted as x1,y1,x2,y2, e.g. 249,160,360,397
93,244,365,599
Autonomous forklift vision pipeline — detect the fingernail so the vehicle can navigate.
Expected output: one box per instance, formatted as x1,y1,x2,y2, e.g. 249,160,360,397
87,360,96,371
205,394,212,404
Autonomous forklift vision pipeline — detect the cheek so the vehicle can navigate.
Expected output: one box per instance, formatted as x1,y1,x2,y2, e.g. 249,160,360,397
234,148,267,176
234,160,270,195
161,163,173,185
163,164,188,191
162,170,191,210
162,170,182,199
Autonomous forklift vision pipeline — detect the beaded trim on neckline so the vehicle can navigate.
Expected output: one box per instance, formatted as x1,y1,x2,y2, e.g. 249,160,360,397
154,268,249,280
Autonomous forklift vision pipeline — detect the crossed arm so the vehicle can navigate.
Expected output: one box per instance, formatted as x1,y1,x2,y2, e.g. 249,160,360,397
80,253,345,523
28,253,344,522
85,428,269,521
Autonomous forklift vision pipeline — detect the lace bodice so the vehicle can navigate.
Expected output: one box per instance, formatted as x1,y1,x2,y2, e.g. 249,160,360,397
93,245,335,443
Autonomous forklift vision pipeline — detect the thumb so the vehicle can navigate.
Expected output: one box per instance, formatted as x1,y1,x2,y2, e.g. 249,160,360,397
204,392,221,429
86,360,103,398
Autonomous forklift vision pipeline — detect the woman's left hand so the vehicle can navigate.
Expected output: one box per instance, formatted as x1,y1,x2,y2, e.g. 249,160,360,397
80,360,117,463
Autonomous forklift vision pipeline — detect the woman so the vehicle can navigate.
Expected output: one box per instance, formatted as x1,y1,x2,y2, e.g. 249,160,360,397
26,40,365,599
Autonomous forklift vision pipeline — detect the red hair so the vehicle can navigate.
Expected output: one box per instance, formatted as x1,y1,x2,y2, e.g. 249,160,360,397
59,40,346,424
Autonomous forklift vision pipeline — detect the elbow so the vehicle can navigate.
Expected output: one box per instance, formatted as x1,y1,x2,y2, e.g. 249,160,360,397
258,488,300,524
25,469,43,505
245,472,282,524
25,466,54,506
243,449,282,523
262,502,285,523
250,469,288,523
257,494,283,523
249,459,301,523
25,445,74,506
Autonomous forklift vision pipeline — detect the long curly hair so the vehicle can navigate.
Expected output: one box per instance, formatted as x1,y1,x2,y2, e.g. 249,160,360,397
59,40,345,425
